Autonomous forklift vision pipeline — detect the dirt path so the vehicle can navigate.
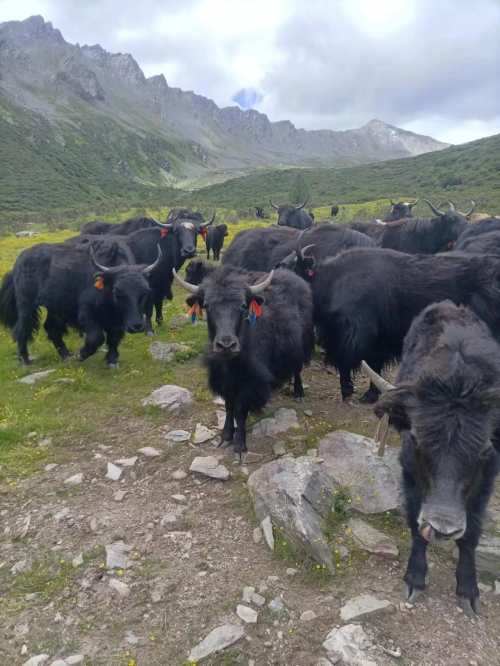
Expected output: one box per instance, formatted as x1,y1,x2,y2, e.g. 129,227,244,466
1,359,499,666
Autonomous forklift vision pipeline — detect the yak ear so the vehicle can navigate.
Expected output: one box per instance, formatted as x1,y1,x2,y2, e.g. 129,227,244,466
247,294,264,306
186,294,204,308
374,385,413,431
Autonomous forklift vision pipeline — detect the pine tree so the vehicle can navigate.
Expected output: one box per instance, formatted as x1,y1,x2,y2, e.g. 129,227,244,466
288,170,311,204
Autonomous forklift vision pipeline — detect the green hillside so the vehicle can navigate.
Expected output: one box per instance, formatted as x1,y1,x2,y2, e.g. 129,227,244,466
189,133,500,213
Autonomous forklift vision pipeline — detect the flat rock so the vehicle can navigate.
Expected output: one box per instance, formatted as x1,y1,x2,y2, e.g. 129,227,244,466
142,385,195,415
188,624,245,662
44,464,58,472
252,408,298,437
193,423,217,444
114,490,128,502
66,658,85,666
64,474,83,486
105,463,122,481
149,341,188,361
172,494,188,505
478,583,492,592
171,470,187,480
49,660,67,666
300,610,317,622
318,430,404,515
114,457,137,467
109,578,131,598
237,605,258,623
251,592,266,607
248,457,339,570
168,314,189,329
137,447,161,457
273,441,287,457
23,657,49,666
190,456,229,481
15,623,29,639
253,527,263,543
286,568,298,576
165,429,191,442
243,452,262,464
260,516,274,551
53,378,75,384
105,541,129,569
242,586,255,603
348,518,398,558
452,535,500,574
18,370,55,385
494,580,500,595
11,559,28,574
124,630,140,645
340,594,396,622
323,624,373,666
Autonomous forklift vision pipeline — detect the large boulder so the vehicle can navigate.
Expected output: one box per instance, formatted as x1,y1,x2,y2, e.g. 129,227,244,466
318,431,404,515
141,385,195,415
453,534,500,575
247,457,338,571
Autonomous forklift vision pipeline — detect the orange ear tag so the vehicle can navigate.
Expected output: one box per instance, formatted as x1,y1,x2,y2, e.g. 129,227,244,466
201,228,208,242
161,229,168,238
94,277,104,290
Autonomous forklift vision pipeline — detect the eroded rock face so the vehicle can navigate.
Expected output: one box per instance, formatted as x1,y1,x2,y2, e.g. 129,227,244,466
318,431,404,515
248,456,338,571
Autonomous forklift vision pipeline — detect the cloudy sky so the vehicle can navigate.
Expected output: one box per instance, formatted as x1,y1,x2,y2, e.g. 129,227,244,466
1,0,499,144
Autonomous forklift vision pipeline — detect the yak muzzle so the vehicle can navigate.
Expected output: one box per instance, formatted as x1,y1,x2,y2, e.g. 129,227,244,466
181,247,197,258
127,322,146,334
214,335,240,355
418,510,466,543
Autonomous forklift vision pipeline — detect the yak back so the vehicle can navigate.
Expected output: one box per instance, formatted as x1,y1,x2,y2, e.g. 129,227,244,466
64,236,135,266
80,221,114,235
106,217,158,235
454,230,500,256
379,215,467,254
454,219,500,247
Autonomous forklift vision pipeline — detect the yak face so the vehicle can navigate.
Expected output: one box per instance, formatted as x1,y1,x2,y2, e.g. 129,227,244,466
435,211,469,251
385,201,417,222
375,357,499,544
277,250,314,281
96,267,151,334
276,206,312,229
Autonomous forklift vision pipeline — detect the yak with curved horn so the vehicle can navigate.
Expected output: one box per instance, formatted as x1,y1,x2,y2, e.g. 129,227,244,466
365,301,500,615
173,264,314,459
270,198,313,230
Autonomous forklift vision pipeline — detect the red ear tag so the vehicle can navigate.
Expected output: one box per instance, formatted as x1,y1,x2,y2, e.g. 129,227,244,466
307,269,314,276
188,301,203,324
161,229,168,238
201,228,208,242
446,242,453,249
249,300,262,324
94,277,104,290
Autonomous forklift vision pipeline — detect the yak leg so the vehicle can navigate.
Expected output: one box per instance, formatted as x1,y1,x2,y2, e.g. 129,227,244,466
219,396,235,449
77,324,105,362
293,372,304,400
43,314,71,360
338,363,354,401
14,301,39,365
206,247,211,260
402,470,428,603
104,328,124,368
233,402,250,461
155,296,164,326
144,294,155,336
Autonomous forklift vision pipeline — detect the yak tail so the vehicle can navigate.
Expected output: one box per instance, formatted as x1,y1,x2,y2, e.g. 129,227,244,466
0,271,18,329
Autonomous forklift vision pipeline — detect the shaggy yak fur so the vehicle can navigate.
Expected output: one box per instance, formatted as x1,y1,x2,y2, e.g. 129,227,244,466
374,301,500,615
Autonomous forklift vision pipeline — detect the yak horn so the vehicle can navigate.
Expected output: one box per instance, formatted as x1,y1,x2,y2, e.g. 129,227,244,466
90,247,111,273
389,197,396,206
295,228,309,261
423,199,445,218
200,209,207,216
447,201,455,212
301,244,316,256
249,270,274,295
409,199,419,208
361,361,395,392
152,218,174,230
172,268,200,294
270,198,279,210
143,245,162,275
294,201,307,210
203,211,216,227
466,201,475,217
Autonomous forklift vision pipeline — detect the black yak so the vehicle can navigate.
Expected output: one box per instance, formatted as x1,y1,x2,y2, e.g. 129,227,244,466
172,266,314,459
206,224,228,261
365,301,500,614
81,217,159,236
330,205,339,217
167,209,207,224
270,199,314,230
454,218,500,248
0,242,160,366
454,230,500,256
255,206,266,219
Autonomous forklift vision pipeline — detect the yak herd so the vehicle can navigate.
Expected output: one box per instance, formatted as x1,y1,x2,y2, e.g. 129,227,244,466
1,197,500,615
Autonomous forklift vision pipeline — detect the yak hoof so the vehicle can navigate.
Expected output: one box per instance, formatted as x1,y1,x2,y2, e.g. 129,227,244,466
76,353,84,362
107,363,120,369
360,391,380,404
403,583,424,604
145,330,156,337
218,439,233,449
234,452,245,463
457,595,481,616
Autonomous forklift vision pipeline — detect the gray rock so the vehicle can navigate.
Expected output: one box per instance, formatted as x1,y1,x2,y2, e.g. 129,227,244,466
251,592,266,607
338,546,349,558
66,657,85,665
494,580,500,595
11,560,28,574
475,535,500,575
189,624,245,662
109,578,131,598
161,513,178,525
242,586,255,603
340,595,396,622
53,378,75,384
165,429,191,442
307,448,318,458
16,231,40,238
63,473,84,486
268,597,284,613
300,610,317,622
260,516,274,551
216,410,226,430
44,464,58,472
304,410,313,417
25,593,37,601
193,423,217,444
478,583,492,592
323,624,373,666
190,456,229,481
72,554,83,566
18,370,55,385
113,490,128,502
243,452,262,464
15,623,29,639
22,656,50,666
49,660,67,666
105,463,122,481
286,568,298,576
171,494,188,505
114,457,137,467
171,470,187,480
105,541,129,569
273,441,287,457
252,408,298,437
253,527,263,543
348,518,398,559
168,314,190,329
141,385,195,415
149,341,188,361
248,457,339,570
124,630,140,645
237,605,258,623
318,430,404,515
137,447,161,457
